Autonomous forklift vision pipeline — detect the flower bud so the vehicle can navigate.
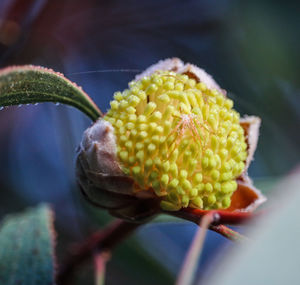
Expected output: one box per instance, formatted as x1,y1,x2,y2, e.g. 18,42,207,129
76,58,265,220
76,119,161,221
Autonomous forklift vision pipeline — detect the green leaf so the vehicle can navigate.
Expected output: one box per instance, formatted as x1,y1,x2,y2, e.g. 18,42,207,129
0,204,56,285
0,65,102,121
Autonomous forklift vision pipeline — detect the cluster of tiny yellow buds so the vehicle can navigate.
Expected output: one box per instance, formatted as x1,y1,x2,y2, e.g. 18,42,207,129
104,71,247,211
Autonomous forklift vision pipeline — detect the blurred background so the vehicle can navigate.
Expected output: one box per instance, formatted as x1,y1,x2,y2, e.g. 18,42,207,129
0,0,299,284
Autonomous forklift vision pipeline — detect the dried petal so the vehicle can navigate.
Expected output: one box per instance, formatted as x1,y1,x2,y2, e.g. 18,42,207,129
77,120,135,196
228,178,266,212
239,116,261,177
177,63,225,94
135,58,184,80
135,58,224,94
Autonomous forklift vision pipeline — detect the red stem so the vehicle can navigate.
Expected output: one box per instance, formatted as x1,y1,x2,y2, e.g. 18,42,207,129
176,212,217,285
171,208,254,225
94,251,110,285
166,208,253,241
57,208,252,284
210,224,248,241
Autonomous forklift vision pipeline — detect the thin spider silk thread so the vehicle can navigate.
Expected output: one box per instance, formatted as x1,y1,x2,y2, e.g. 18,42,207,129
68,69,142,76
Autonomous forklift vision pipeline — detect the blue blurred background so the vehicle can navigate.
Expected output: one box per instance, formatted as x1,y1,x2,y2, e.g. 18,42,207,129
0,1,299,284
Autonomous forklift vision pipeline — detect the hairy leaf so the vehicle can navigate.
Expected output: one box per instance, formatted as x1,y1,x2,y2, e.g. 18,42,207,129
0,204,56,285
0,65,102,121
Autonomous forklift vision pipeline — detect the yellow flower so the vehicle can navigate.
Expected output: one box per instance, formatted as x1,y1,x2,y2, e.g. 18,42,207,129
104,70,247,211
76,58,265,220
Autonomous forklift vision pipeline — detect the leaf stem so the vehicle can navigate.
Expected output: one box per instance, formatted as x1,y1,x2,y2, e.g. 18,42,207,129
210,224,248,242
56,219,141,285
94,251,110,285
176,212,217,285
169,208,254,225
165,209,249,241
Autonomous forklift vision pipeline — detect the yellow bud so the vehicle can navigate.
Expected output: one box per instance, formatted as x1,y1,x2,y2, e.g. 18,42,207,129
169,163,178,177
144,102,157,116
167,179,179,190
161,174,169,188
110,100,119,110
207,194,217,205
180,170,188,180
192,197,203,208
103,70,247,211
193,173,203,184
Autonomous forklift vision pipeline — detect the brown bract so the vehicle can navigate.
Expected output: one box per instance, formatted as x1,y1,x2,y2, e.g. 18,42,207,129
76,58,266,222
76,120,160,222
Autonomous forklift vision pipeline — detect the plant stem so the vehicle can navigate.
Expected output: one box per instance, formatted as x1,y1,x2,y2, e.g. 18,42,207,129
56,212,248,285
176,212,218,285
56,219,141,285
166,209,248,242
94,251,110,285
210,224,248,242
170,208,254,225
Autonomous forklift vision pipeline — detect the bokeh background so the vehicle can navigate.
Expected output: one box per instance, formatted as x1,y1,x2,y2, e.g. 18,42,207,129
0,1,299,284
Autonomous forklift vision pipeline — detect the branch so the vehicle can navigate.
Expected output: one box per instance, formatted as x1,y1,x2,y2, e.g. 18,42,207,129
56,219,141,285
166,208,250,241
94,251,110,285
210,224,248,242
169,208,255,225
56,209,250,284
176,212,217,285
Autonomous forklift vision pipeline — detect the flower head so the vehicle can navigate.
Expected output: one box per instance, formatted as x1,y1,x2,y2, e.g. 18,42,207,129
76,58,266,221
104,70,247,211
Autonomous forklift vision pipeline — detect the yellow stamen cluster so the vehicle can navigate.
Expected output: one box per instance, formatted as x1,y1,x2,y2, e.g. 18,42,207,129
104,71,247,211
